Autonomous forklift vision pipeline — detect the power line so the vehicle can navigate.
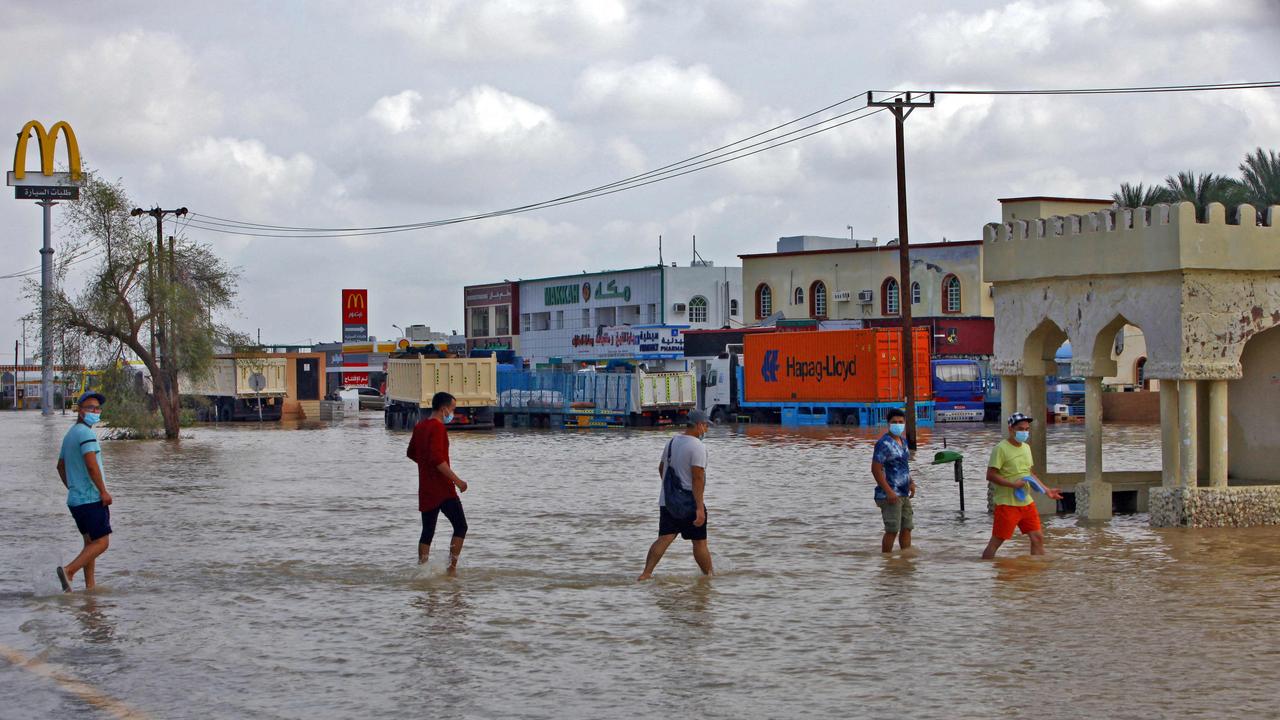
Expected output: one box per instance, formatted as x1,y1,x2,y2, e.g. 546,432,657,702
931,80,1280,95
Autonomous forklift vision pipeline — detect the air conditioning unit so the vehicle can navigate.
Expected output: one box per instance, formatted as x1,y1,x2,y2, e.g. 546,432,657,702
832,290,852,302
672,303,687,313
857,290,874,304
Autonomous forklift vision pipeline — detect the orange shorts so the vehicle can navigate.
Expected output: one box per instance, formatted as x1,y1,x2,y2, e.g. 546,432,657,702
992,504,1042,540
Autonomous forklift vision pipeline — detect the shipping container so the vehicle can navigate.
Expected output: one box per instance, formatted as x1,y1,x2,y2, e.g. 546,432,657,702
384,355,499,430
742,328,932,404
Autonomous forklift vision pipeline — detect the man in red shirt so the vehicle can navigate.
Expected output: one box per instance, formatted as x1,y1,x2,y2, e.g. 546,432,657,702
407,392,470,572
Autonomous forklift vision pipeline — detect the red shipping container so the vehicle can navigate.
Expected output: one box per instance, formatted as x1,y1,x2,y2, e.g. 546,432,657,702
743,328,932,403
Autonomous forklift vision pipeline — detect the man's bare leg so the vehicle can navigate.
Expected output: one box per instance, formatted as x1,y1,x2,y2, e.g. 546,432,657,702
898,529,912,550
881,532,898,553
637,534,677,581
691,539,713,576
418,542,431,565
1028,531,1046,556
82,535,97,590
447,536,465,576
64,535,109,586
981,536,1004,560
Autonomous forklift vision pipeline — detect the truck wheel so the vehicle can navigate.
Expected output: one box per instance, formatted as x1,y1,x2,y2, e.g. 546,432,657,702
710,407,726,424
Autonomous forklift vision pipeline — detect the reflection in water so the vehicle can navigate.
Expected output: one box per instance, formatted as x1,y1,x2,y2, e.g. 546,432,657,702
1,413,1278,719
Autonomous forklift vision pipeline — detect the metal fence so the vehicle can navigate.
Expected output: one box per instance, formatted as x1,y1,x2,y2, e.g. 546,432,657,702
497,371,633,413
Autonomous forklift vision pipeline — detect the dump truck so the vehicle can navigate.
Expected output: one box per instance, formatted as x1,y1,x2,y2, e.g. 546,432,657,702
383,354,499,430
183,356,289,421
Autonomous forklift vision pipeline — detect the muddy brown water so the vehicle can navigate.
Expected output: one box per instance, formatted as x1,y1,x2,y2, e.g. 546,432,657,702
2,413,1278,719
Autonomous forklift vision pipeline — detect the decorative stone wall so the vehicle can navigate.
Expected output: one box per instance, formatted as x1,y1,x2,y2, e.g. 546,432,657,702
1149,486,1280,528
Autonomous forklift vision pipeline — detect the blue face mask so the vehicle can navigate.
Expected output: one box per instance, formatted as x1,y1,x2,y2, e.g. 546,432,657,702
443,413,454,424
83,412,101,426
889,423,906,437
1014,430,1030,443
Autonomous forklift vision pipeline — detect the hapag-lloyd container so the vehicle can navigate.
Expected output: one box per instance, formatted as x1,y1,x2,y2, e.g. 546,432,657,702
742,328,932,403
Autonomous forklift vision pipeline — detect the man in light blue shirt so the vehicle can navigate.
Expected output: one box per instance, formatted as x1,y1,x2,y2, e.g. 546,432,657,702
55,392,113,592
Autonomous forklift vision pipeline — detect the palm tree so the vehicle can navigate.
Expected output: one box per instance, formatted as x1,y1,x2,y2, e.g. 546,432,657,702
1238,147,1280,217
1163,171,1247,221
1112,182,1172,208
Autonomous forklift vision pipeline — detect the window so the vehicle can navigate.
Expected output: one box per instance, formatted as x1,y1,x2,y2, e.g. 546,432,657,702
645,304,657,323
688,296,708,323
935,363,979,383
521,313,531,332
555,310,564,330
730,299,739,316
793,287,804,306
756,284,773,319
810,281,827,318
911,281,921,305
469,307,490,337
882,278,900,316
532,312,551,331
596,306,616,326
943,275,962,313
581,309,591,328
1136,357,1148,390
494,305,510,335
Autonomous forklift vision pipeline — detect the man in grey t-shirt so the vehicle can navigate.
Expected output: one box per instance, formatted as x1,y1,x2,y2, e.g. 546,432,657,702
637,410,713,581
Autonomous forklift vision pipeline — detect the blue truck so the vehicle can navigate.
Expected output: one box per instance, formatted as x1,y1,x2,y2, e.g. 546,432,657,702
931,358,986,422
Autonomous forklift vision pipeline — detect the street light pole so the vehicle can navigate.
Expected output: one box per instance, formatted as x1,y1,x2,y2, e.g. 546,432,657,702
868,91,934,450
38,198,56,415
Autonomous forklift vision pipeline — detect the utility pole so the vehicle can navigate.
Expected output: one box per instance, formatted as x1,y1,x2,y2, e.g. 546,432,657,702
130,207,187,418
868,91,934,450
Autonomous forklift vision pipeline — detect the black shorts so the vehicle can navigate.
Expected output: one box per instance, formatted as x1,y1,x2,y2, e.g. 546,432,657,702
658,505,707,541
69,502,112,541
420,498,468,545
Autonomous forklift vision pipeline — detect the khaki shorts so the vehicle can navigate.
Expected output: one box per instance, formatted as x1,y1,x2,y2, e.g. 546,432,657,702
875,496,914,533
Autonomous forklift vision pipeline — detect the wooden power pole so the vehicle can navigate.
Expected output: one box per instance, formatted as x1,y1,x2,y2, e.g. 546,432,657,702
867,91,934,450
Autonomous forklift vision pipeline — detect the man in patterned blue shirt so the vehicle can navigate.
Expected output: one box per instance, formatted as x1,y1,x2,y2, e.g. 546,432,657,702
871,408,915,553
55,392,113,592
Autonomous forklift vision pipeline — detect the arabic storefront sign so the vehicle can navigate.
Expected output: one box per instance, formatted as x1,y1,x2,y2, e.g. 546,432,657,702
465,283,514,307
544,278,634,306
568,325,685,359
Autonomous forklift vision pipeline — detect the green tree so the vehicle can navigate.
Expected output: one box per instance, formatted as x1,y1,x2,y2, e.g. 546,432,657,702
1163,171,1247,221
1238,147,1280,216
33,172,239,439
1112,182,1172,208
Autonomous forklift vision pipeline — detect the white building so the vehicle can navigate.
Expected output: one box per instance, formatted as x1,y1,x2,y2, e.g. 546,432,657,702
517,263,742,366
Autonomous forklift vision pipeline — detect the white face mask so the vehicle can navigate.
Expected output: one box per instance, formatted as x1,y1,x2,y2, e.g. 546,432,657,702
443,413,455,424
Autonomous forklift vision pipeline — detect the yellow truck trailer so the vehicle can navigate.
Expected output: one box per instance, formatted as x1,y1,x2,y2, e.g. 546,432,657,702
383,355,499,430
182,356,289,421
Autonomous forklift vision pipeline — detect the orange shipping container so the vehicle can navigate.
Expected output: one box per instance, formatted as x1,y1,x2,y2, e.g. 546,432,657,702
742,328,932,403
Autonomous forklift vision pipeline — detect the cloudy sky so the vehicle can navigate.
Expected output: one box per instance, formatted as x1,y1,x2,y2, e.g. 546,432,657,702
2,0,1278,350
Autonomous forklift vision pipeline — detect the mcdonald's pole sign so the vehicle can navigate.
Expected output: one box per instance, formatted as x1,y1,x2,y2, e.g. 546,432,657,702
9,120,84,417
342,289,369,343
7,120,83,200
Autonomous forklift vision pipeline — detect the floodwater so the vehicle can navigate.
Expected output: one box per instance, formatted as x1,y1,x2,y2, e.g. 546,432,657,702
2,412,1279,719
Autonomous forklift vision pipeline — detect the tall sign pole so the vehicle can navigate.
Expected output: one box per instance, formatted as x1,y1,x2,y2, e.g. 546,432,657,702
8,120,83,416
868,91,933,450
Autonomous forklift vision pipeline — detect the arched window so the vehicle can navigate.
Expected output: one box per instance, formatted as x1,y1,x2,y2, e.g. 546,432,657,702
1135,356,1148,390
793,287,804,306
756,284,773,319
942,274,962,313
810,281,827,318
911,281,921,305
730,299,739,316
882,278,900,316
688,295,708,324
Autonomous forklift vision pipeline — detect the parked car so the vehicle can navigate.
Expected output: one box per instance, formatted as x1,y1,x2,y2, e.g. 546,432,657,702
341,386,385,411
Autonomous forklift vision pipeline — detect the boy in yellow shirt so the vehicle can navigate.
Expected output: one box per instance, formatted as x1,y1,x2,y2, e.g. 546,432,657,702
982,413,1063,559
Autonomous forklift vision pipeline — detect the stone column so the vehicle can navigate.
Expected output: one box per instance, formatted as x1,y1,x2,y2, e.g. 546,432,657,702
1178,380,1198,488
1078,376,1111,520
1026,375,1047,475
1208,380,1228,488
1159,382,1180,488
1000,375,1019,426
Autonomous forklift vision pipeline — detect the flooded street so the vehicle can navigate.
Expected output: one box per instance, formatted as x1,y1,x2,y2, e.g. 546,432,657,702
3,412,1279,719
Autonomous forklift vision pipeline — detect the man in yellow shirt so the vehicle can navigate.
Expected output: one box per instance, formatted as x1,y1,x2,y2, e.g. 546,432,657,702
982,413,1063,559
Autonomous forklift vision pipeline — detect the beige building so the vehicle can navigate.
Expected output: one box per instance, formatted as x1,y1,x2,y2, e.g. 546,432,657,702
984,197,1280,527
741,235,993,322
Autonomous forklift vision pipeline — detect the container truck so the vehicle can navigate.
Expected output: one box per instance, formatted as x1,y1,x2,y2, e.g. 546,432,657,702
694,328,934,426
383,353,499,430
183,357,289,421
496,367,697,427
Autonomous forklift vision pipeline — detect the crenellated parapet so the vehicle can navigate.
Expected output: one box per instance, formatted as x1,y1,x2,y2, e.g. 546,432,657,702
983,201,1280,283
